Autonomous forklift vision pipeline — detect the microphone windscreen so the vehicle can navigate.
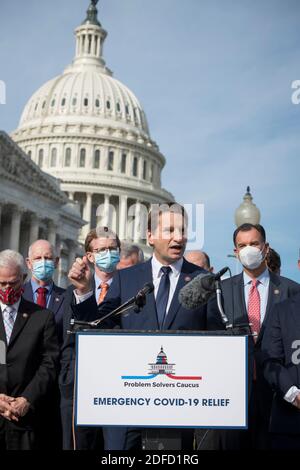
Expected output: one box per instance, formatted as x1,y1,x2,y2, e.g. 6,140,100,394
178,273,215,309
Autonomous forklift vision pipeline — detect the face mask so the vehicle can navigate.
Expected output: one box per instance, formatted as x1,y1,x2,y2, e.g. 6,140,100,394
95,250,120,273
0,286,24,305
238,245,265,270
32,260,55,281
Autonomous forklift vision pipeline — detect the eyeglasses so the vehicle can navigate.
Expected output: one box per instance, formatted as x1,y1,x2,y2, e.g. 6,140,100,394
91,248,120,255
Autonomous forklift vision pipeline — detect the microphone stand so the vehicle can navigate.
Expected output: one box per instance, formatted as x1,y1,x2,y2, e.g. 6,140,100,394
215,279,232,329
68,291,147,334
215,279,254,336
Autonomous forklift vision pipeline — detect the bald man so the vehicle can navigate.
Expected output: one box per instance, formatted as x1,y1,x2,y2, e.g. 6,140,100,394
185,250,213,272
23,240,65,344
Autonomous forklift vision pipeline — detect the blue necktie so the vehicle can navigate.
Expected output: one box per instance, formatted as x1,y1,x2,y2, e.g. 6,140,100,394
156,266,171,329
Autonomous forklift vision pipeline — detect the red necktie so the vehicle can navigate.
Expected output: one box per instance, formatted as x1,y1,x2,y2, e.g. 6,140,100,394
248,279,261,339
97,283,109,304
36,287,47,308
248,279,260,380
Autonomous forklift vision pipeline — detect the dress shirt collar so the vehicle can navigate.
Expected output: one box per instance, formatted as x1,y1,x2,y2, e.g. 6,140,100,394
0,297,21,314
31,278,53,294
243,268,270,287
94,273,114,289
151,253,183,280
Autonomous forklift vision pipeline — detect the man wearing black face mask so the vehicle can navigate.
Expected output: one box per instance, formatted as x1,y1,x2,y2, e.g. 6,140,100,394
207,223,300,450
0,250,59,450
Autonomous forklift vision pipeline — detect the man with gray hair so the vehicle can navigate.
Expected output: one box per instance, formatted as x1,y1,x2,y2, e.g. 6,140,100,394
118,241,145,270
0,250,59,450
24,239,65,345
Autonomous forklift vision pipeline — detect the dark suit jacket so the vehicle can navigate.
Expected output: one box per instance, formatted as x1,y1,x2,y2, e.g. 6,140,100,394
23,280,66,345
0,297,59,434
207,271,300,415
262,292,300,434
73,258,207,331
59,279,98,403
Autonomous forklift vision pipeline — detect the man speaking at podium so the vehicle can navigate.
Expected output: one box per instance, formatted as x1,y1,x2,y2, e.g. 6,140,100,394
68,202,207,450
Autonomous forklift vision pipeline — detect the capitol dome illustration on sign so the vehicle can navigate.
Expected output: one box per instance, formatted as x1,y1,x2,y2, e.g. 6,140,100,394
11,0,174,252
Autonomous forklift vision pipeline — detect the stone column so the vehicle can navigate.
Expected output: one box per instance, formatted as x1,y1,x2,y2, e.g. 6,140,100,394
134,200,141,243
81,192,92,239
67,240,77,268
102,194,110,227
29,213,39,246
48,220,57,246
68,192,75,201
10,207,22,252
119,195,128,240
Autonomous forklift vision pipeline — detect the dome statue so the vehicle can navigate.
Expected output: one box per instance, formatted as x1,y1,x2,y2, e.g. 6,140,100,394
11,1,173,251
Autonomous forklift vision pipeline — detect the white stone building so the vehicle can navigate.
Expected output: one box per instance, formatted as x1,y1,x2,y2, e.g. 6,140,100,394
0,131,84,287
11,1,174,255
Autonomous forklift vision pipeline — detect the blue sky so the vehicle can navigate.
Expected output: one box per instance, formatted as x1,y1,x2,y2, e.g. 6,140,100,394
0,0,299,280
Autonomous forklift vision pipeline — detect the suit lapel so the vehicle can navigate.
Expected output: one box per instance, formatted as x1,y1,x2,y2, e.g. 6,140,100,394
140,260,158,327
235,274,249,325
48,284,64,317
0,306,8,346
163,260,194,330
23,282,34,303
8,298,31,349
257,272,281,343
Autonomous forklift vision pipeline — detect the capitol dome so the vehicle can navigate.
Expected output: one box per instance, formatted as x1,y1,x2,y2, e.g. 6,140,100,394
12,0,173,248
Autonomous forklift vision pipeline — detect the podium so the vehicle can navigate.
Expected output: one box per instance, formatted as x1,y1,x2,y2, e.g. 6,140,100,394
74,329,248,450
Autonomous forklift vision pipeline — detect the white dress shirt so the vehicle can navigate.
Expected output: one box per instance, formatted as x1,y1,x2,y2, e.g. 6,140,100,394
243,269,270,325
151,253,183,316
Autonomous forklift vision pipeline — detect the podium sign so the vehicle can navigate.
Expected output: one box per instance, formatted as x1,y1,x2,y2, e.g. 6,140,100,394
75,332,248,429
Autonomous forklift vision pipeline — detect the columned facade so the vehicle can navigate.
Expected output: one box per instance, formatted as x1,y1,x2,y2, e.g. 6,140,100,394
0,131,85,286
11,1,174,257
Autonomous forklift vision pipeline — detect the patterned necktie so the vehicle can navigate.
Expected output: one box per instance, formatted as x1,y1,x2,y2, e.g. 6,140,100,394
248,279,261,339
36,287,47,308
156,266,171,329
3,306,16,344
97,282,109,304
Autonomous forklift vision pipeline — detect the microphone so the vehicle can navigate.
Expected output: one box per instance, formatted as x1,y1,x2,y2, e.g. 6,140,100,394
134,282,154,313
178,267,229,309
178,267,232,328
69,282,155,332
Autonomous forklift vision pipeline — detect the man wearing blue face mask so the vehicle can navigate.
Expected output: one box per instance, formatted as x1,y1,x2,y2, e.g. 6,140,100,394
59,226,120,451
23,239,66,449
24,240,65,345
207,223,300,450
84,227,121,305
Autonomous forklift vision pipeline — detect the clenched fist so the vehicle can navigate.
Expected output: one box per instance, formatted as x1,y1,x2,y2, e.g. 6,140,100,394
68,256,93,295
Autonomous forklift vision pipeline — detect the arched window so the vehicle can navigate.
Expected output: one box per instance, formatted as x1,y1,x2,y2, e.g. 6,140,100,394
95,98,100,108
65,148,71,167
143,160,147,180
80,148,86,167
94,149,100,169
50,148,57,167
84,98,88,107
38,149,44,167
132,156,138,177
106,100,111,110
61,98,66,107
121,153,127,173
108,151,114,171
